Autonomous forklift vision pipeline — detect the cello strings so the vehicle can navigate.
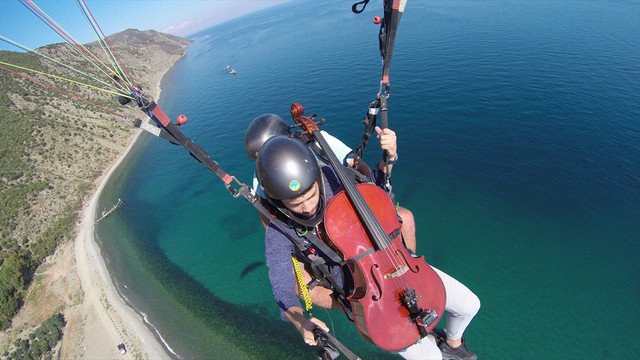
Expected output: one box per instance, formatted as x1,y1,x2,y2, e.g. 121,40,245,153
351,191,413,290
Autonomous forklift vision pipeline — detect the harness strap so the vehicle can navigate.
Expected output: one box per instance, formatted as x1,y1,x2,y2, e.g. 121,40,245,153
295,225,344,265
377,95,395,199
349,100,379,160
232,187,349,302
343,248,375,264
297,229,349,300
352,0,406,201
379,0,406,86
306,252,347,298
308,140,331,166
378,90,389,130
342,226,401,264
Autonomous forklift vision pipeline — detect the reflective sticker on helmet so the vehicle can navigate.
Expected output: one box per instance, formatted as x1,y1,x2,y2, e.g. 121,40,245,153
289,180,301,192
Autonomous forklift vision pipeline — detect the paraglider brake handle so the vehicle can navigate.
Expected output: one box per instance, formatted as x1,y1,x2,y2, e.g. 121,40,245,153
313,328,340,360
313,327,362,360
351,0,370,14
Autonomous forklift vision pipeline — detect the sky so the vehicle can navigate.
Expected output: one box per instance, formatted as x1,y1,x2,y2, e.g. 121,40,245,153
0,0,291,52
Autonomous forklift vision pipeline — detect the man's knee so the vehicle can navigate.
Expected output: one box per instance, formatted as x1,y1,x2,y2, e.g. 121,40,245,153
397,206,414,225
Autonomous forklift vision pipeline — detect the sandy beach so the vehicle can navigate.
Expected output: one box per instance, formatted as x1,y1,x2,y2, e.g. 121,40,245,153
72,128,171,359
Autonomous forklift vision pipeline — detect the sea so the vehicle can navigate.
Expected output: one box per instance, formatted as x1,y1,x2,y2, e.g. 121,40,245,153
94,1,640,359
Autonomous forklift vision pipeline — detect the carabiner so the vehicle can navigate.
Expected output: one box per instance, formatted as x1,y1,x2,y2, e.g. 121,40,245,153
377,80,391,99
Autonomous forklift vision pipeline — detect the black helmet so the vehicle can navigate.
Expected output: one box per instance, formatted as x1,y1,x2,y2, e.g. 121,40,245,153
256,136,326,227
244,114,289,160
256,135,320,199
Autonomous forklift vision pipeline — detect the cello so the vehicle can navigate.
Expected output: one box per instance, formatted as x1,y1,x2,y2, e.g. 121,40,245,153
290,103,446,352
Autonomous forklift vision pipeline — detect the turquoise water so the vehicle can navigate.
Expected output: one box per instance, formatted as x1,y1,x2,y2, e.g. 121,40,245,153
96,1,640,359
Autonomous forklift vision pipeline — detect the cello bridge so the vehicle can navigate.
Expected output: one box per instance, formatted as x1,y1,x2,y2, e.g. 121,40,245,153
384,266,409,279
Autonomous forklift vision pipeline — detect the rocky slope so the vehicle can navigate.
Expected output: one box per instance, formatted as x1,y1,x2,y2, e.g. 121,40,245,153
3,29,191,252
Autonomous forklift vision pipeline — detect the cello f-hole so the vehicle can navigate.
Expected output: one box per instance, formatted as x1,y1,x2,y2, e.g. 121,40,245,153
370,264,382,301
396,248,420,273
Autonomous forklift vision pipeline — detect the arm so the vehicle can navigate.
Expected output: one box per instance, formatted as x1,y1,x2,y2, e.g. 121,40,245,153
364,126,398,186
283,306,329,346
375,126,397,174
265,225,332,344
293,262,341,310
265,224,305,321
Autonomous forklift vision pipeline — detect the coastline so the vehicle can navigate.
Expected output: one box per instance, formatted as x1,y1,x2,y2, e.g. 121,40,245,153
74,130,171,359
72,82,172,358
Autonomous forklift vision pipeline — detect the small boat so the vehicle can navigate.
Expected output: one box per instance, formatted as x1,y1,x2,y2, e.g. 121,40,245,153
229,69,237,75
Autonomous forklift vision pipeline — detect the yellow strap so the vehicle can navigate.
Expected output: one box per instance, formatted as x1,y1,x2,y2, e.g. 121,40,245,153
291,254,313,316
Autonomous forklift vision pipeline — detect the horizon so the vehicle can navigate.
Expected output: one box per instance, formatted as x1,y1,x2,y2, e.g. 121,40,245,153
0,0,291,52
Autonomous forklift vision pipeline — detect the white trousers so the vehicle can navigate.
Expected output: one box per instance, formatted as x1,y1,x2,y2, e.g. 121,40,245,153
397,266,481,360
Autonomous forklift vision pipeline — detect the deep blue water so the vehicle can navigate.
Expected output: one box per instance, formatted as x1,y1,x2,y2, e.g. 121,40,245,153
96,1,640,359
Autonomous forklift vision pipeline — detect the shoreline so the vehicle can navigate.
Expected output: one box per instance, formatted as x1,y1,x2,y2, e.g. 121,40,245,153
72,77,174,358
74,128,172,359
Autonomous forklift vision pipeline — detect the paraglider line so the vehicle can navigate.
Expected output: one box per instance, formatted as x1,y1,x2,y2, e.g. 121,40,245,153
0,64,125,118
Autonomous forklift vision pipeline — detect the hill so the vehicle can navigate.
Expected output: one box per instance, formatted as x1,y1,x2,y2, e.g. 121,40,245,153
0,28,192,357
